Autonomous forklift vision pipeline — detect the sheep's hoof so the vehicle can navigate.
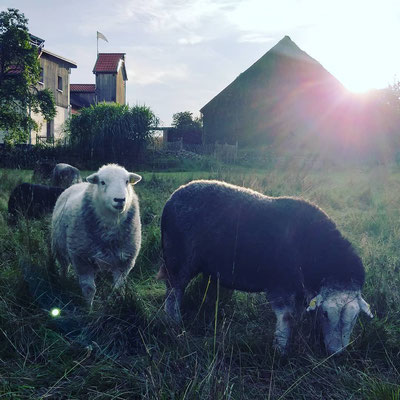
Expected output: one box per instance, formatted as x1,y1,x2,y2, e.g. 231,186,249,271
273,338,289,357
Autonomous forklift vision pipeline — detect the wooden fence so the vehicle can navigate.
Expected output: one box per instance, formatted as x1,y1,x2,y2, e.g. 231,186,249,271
156,138,238,162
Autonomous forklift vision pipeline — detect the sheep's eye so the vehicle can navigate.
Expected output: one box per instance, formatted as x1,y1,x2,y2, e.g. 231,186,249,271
126,180,129,185
101,181,106,186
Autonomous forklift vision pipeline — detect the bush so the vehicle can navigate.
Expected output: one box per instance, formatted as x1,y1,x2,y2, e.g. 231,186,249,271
66,103,159,164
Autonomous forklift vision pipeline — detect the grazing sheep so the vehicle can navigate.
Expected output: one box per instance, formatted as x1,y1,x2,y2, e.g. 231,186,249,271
8,183,65,223
51,164,142,307
51,163,82,188
32,160,56,183
158,180,373,354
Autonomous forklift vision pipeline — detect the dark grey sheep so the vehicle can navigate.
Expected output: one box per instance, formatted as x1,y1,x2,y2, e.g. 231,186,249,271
32,160,56,183
158,180,373,354
8,183,65,223
51,163,82,188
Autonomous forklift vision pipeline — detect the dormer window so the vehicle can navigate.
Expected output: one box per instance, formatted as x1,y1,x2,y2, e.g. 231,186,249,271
57,75,63,92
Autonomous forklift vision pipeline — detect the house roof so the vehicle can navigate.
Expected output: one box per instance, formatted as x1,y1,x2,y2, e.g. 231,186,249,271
70,84,96,93
40,49,77,68
29,34,45,49
3,39,76,77
93,53,126,74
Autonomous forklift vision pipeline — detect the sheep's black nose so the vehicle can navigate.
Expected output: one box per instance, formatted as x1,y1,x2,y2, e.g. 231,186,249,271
114,197,125,203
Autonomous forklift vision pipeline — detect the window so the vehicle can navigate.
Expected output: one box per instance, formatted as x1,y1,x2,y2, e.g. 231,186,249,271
57,76,63,91
46,120,54,142
39,68,44,84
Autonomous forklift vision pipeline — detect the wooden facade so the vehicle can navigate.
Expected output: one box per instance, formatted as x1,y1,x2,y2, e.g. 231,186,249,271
39,49,76,109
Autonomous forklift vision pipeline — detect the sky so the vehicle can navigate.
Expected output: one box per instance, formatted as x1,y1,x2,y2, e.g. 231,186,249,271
3,0,400,126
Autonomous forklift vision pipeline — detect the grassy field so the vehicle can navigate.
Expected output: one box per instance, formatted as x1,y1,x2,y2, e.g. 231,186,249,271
0,162,399,399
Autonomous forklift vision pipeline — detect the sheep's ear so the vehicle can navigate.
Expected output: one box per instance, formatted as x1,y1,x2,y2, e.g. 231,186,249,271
86,173,99,184
358,295,373,318
306,294,323,312
129,173,142,185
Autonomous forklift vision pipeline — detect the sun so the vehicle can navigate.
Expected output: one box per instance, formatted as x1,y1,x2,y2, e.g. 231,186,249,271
337,64,381,93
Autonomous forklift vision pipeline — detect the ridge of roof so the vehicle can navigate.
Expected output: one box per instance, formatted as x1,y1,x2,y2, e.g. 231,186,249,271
41,49,77,68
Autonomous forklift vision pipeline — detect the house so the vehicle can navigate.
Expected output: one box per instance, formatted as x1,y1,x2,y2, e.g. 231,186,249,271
0,34,77,145
70,53,127,113
35,47,77,144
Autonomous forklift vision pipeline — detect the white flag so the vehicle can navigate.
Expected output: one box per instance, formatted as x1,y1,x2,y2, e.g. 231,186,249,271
97,31,108,42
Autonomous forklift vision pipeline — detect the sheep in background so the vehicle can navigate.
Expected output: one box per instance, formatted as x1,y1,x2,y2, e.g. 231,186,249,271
158,180,373,355
51,163,82,188
51,164,142,307
32,160,56,184
8,183,65,223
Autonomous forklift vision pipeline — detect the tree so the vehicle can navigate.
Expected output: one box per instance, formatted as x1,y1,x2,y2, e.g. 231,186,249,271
0,8,56,145
171,111,203,144
66,103,158,163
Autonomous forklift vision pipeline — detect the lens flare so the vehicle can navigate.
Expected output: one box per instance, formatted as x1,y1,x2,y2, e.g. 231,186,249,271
50,308,61,317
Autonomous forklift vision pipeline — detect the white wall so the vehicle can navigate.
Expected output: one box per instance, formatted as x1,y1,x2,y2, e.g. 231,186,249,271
31,105,70,144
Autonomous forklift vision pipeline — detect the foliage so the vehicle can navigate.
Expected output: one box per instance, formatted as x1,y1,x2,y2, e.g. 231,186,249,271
170,110,203,144
0,163,400,398
66,102,159,164
0,8,56,145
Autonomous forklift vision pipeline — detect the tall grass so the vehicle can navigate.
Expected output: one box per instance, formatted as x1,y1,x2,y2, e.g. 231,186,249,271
0,164,399,399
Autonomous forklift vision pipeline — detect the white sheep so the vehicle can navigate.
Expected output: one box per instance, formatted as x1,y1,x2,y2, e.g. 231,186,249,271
51,164,142,306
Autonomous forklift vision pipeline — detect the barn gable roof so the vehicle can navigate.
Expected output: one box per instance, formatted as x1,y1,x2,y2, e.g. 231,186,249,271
200,36,344,114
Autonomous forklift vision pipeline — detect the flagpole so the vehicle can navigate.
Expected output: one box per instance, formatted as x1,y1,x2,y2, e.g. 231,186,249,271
97,32,98,55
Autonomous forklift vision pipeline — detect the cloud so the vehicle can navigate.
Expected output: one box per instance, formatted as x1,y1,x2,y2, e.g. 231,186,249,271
127,64,188,85
178,35,204,45
238,33,274,44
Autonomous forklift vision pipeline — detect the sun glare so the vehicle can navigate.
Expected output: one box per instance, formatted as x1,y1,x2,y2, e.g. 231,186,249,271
323,46,390,94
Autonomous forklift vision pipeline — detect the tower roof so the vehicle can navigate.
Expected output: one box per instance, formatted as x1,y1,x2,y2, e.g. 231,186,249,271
93,53,126,74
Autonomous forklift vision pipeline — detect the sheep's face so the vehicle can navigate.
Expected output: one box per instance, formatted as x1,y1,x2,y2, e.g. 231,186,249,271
307,289,373,354
86,164,141,214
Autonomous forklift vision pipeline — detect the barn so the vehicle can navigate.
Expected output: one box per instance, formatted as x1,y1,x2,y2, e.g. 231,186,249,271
200,36,399,158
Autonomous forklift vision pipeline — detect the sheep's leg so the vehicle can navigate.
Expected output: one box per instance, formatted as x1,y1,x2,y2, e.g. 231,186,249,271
52,249,70,278
110,268,129,299
270,298,295,354
59,257,70,279
111,268,126,290
165,284,184,323
75,263,96,308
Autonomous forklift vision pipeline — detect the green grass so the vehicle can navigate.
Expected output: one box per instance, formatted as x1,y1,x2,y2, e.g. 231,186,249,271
0,163,399,399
